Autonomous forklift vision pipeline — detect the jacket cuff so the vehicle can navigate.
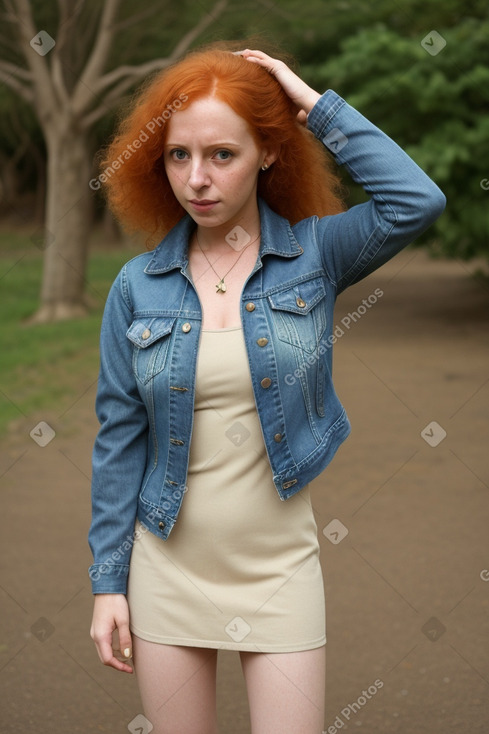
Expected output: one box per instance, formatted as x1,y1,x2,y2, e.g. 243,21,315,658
307,90,349,151
89,563,129,594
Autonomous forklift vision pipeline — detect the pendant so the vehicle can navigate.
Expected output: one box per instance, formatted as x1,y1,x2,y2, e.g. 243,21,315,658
216,279,227,293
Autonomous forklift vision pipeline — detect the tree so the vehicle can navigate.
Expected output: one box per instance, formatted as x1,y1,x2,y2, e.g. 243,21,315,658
0,0,227,322
300,0,489,261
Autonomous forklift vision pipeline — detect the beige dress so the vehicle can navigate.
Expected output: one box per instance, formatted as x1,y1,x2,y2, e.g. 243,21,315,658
127,327,326,652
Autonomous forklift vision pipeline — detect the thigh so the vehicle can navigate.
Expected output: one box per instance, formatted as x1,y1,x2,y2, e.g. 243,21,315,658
132,635,219,734
239,646,326,734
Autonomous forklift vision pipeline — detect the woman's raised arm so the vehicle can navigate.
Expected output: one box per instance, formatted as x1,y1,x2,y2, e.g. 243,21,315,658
240,49,446,293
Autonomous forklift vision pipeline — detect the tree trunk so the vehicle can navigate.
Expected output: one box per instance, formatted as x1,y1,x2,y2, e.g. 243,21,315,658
31,142,47,225
29,124,94,323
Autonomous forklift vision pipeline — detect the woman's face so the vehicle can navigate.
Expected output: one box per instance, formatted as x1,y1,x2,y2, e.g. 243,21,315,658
163,95,274,231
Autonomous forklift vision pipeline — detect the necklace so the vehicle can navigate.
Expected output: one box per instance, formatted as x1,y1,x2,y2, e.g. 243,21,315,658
195,230,260,294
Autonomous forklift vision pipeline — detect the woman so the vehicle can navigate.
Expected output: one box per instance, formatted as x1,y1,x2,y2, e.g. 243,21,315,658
89,44,445,734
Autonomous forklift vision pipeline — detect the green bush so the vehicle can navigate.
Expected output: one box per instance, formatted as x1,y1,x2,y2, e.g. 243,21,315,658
302,4,489,260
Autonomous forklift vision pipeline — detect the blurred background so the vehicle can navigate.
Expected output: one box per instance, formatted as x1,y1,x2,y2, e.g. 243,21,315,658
0,1,488,732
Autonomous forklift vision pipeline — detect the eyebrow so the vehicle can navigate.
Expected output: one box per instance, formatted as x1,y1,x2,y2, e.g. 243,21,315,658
164,142,242,148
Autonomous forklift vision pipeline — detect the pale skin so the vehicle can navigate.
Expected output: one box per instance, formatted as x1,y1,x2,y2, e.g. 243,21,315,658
90,49,325,733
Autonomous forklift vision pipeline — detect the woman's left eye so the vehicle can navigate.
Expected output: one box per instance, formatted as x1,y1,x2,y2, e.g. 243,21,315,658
214,150,233,160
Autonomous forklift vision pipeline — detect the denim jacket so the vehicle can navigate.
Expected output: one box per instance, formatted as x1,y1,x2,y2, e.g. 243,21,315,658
88,90,445,593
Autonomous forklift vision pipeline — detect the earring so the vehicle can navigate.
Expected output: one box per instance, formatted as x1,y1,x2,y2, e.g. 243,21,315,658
261,163,269,171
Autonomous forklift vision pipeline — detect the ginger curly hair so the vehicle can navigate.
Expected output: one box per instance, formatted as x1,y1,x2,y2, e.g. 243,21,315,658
96,40,346,242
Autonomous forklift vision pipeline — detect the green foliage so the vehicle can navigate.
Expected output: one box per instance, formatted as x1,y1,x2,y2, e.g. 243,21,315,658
301,2,489,260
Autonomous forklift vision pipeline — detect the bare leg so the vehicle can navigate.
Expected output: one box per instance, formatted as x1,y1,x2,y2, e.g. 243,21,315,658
240,646,326,734
132,635,219,734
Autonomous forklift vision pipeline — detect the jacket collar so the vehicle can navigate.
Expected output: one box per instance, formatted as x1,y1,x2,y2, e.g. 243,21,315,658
144,198,303,274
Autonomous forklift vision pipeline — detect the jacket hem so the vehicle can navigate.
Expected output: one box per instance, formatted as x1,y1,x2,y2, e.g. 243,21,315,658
276,408,351,499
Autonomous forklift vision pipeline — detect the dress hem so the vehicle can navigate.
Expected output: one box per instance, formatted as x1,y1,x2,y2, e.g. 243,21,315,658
130,625,326,653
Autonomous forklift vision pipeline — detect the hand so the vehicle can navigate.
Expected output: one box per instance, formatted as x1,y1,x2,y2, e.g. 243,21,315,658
237,49,321,124
90,594,133,674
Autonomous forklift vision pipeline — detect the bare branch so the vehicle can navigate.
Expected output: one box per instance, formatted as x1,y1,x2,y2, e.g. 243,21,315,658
0,64,33,103
90,0,227,99
11,0,58,114
80,0,228,128
55,0,86,53
0,59,32,81
10,0,37,42
0,10,17,25
110,2,163,34
56,0,70,29
72,0,121,113
80,60,176,129
2,0,17,20
87,58,173,97
4,0,228,129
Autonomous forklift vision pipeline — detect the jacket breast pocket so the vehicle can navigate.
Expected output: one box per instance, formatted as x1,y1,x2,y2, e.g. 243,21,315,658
126,316,176,384
268,278,327,354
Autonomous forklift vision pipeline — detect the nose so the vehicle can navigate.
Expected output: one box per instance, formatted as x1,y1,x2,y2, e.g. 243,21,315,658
187,158,210,190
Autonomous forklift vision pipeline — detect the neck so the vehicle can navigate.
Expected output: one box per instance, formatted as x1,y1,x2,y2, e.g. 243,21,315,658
193,216,261,253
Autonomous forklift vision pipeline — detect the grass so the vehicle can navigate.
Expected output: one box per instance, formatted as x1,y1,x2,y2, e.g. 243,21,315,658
0,227,141,438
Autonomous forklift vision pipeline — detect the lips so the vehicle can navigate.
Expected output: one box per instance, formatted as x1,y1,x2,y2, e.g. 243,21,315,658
189,199,219,212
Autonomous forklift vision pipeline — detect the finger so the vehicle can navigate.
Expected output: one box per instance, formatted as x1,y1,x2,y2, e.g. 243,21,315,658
98,637,133,674
108,653,133,674
241,49,271,59
117,621,133,664
237,49,275,68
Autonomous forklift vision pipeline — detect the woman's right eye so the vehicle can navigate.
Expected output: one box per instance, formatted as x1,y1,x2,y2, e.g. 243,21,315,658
170,149,188,161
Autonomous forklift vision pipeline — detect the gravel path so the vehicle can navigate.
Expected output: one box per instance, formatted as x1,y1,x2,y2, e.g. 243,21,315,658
1,247,488,733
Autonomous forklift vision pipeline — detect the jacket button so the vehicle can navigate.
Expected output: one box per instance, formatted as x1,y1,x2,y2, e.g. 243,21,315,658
274,433,283,442
245,302,255,312
182,322,191,332
260,377,272,388
158,521,165,531
283,478,298,489
296,297,306,308
141,328,151,340
257,337,268,347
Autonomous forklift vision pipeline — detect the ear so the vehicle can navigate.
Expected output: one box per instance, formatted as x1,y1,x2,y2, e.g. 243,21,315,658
261,144,280,170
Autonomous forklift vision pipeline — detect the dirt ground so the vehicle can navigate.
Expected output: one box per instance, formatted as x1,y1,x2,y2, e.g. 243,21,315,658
1,247,488,734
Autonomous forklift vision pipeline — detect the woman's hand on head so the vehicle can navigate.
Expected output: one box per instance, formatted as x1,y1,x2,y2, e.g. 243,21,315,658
90,593,133,674
237,49,321,124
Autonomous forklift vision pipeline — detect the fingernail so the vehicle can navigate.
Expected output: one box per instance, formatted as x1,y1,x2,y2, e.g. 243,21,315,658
123,648,131,658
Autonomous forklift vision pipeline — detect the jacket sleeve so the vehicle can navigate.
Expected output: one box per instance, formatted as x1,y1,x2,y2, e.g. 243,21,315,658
306,90,446,294
88,265,149,594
